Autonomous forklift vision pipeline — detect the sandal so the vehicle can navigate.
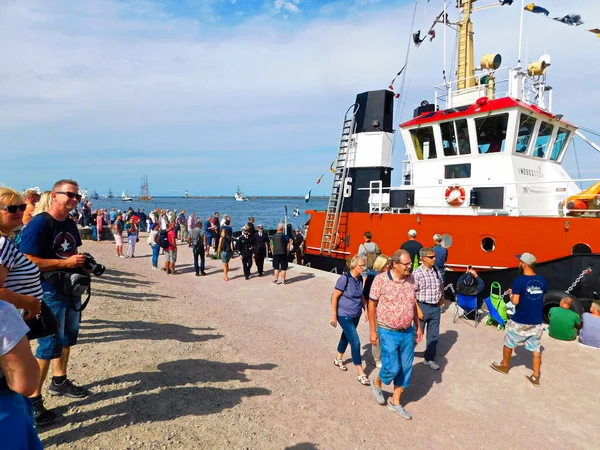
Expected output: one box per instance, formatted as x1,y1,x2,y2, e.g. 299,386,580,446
526,374,540,387
357,374,371,386
333,359,347,371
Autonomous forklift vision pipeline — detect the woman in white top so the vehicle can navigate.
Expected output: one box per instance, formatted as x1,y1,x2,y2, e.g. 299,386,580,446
0,188,43,320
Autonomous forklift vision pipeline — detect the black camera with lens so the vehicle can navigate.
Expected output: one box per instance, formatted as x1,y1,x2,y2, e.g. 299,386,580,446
82,252,105,276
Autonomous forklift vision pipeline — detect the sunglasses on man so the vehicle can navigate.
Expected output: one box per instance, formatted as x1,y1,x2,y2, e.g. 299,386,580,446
55,191,83,201
0,204,27,213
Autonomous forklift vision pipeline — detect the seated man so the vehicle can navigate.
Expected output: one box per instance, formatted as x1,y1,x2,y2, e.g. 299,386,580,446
456,268,485,297
548,297,581,341
580,301,600,348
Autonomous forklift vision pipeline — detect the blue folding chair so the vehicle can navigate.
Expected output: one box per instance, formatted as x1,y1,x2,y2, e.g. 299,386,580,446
453,294,482,327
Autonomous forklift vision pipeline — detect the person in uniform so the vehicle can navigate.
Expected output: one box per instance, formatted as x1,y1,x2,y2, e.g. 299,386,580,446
238,226,255,280
253,224,269,277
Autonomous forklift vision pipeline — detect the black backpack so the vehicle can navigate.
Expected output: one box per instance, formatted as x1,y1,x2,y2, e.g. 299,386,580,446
158,230,170,249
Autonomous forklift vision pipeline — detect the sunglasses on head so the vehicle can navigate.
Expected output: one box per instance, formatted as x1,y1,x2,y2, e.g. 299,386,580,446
55,191,82,201
0,204,27,213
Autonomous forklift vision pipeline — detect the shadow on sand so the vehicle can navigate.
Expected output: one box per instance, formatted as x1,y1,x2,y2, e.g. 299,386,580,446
42,358,276,447
78,319,222,345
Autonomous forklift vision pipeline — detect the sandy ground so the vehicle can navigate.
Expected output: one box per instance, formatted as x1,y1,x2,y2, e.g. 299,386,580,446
34,236,600,450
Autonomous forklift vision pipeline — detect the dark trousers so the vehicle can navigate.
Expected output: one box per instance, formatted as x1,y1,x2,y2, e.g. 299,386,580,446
193,247,205,274
418,302,441,362
255,255,265,275
295,250,302,266
242,255,253,278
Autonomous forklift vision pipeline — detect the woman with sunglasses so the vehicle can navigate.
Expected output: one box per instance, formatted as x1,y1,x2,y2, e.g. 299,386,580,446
363,254,391,368
330,255,370,386
0,188,43,321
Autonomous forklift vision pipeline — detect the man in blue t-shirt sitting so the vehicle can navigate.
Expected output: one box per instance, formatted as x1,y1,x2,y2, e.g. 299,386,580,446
491,253,547,387
20,179,90,426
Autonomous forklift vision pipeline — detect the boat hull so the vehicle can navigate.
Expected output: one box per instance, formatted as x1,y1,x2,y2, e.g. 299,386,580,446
304,210,600,309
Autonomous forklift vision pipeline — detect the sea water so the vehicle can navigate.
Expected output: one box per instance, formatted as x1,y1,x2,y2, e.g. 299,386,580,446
86,197,329,231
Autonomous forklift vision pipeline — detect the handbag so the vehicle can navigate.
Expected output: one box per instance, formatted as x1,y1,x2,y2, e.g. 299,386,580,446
25,300,58,340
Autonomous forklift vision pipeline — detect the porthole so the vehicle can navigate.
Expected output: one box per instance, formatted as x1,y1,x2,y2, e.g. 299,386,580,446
441,234,453,248
572,243,592,254
481,237,495,252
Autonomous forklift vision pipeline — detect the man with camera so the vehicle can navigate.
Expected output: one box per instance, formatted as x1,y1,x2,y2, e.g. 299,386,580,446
20,179,91,426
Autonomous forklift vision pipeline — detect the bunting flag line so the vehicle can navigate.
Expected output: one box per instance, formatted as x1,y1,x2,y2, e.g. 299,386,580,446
553,14,583,26
500,0,513,5
316,174,324,184
387,62,407,98
304,190,311,203
589,28,600,38
524,3,549,17
412,10,447,48
329,161,335,173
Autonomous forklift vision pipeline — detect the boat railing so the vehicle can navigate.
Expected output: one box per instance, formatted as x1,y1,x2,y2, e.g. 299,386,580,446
434,67,552,112
365,178,600,216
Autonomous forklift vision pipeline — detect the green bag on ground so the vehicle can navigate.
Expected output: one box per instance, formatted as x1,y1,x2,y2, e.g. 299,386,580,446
486,281,508,327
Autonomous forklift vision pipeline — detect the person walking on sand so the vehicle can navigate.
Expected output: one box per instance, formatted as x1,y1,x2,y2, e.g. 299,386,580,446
113,214,124,258
363,254,391,368
413,247,444,371
358,231,381,275
148,223,160,270
271,224,291,285
165,221,178,274
125,217,138,258
491,253,547,387
96,209,103,241
253,224,269,276
400,229,422,270
368,249,423,420
331,255,370,386
218,218,234,281
239,225,254,280
189,218,207,276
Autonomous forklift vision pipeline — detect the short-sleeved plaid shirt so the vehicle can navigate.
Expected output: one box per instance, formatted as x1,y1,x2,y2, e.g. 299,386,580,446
413,265,443,305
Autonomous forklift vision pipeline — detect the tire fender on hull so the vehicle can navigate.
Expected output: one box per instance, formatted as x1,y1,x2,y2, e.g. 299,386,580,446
543,291,584,324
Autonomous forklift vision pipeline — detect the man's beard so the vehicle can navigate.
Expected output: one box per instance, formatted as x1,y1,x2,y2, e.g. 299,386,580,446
518,264,524,275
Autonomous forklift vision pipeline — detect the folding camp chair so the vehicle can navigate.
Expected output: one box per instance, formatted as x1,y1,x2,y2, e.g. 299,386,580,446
453,293,482,327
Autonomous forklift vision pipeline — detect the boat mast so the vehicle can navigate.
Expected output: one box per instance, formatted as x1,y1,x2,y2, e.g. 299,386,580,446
456,0,476,90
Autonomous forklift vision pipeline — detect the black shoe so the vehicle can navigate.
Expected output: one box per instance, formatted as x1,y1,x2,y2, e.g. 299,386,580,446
201,271,207,276
245,276,249,280
48,379,89,398
258,273,263,277
195,272,200,276
32,398,57,427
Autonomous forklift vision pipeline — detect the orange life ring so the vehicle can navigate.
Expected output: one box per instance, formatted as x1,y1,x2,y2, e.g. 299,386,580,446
445,185,466,207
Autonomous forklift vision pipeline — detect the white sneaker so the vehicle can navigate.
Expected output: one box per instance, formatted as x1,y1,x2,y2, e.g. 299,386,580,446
119,255,125,258
423,360,440,370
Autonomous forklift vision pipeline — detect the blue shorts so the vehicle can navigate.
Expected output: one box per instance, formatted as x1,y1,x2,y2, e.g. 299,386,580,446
221,251,232,263
504,320,543,353
0,391,44,450
206,235,213,246
35,281,81,360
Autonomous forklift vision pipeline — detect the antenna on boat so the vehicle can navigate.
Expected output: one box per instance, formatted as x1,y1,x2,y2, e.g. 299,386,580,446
517,0,525,69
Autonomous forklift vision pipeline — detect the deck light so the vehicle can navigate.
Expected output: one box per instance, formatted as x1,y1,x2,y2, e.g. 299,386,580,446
480,54,502,70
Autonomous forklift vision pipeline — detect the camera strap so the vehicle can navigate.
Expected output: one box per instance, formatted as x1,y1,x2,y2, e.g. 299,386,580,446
70,283,91,312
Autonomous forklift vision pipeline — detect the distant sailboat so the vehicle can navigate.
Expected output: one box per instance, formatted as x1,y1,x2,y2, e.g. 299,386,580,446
139,175,151,201
235,186,249,202
184,190,189,198
122,190,133,202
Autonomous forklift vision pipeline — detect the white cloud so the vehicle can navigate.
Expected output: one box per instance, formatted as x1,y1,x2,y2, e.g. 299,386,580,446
273,0,301,15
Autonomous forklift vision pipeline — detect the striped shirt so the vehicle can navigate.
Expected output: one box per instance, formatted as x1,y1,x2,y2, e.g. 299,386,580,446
0,235,44,300
413,265,443,305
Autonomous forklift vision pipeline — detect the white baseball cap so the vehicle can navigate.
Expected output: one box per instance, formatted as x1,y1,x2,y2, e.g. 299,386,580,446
408,229,417,237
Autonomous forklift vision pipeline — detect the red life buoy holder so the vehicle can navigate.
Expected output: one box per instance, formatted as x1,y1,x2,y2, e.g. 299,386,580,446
445,185,466,207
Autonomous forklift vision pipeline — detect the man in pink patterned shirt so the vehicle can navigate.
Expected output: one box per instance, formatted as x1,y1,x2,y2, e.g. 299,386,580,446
368,249,423,420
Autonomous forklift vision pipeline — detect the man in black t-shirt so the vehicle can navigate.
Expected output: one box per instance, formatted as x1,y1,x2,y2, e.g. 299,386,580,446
400,229,423,270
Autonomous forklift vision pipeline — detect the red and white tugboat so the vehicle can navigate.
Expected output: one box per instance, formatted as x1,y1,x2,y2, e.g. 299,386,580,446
304,0,600,319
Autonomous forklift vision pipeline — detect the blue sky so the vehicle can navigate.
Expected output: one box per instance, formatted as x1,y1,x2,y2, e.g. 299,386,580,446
1,0,599,196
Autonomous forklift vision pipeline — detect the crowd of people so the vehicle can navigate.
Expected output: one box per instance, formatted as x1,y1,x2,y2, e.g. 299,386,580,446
330,229,600,419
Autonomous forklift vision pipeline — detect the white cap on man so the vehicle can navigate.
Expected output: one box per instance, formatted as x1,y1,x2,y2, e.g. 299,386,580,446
433,233,442,241
517,252,536,265
408,229,417,237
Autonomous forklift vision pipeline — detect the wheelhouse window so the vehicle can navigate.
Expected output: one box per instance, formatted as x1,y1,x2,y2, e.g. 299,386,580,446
474,113,509,154
533,121,554,158
410,127,437,160
441,119,470,156
550,128,570,161
516,114,536,154
444,163,471,179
